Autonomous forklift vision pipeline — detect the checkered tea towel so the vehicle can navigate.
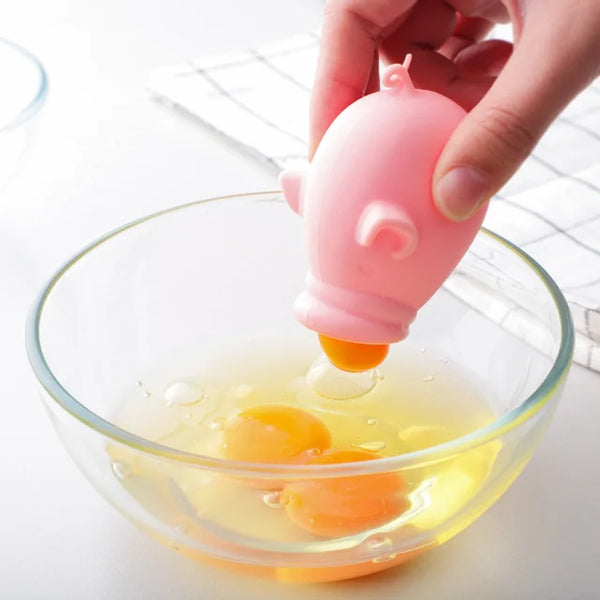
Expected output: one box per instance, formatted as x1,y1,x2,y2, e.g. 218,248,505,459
150,33,600,372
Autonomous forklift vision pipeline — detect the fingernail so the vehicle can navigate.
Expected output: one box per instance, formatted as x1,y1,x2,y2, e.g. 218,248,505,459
435,167,488,221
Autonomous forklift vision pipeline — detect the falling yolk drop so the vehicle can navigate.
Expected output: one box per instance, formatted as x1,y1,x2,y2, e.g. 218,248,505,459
221,404,331,464
282,448,408,537
319,335,389,373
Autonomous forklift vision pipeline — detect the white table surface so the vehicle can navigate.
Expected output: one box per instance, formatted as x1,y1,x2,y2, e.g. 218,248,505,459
1,2,599,598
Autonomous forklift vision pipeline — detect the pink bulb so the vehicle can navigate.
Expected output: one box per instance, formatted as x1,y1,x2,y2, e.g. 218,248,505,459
280,57,487,345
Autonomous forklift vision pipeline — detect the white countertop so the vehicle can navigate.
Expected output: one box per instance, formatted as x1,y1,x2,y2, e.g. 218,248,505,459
1,2,599,598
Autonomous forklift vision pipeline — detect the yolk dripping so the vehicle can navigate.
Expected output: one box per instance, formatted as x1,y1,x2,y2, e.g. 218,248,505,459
221,405,331,464
282,448,408,537
319,335,389,372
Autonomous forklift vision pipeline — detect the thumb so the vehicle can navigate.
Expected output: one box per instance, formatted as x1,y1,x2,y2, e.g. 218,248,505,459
433,5,600,221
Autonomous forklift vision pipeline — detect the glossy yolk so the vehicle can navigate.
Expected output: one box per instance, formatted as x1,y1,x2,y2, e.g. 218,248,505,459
221,404,331,464
318,335,389,372
282,448,408,538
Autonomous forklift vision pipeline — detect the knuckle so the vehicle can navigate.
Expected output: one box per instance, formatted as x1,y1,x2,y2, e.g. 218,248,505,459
474,105,538,160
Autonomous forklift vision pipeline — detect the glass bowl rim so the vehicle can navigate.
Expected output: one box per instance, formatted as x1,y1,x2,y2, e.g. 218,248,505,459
0,37,48,133
25,192,574,478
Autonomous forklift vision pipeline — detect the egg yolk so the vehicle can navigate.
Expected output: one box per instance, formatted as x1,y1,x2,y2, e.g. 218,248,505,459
318,335,389,372
282,448,408,537
221,405,331,464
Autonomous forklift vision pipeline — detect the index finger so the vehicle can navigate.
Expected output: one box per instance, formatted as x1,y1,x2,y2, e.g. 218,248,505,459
309,0,418,158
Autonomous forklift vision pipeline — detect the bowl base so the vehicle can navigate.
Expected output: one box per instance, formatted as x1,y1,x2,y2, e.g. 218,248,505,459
152,533,431,583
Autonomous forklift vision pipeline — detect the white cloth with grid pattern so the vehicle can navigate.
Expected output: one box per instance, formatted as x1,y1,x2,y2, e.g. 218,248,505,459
150,34,600,371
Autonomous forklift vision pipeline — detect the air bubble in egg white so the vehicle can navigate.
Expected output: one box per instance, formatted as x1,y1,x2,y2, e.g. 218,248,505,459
164,380,206,407
366,536,393,552
262,490,288,509
306,355,378,400
355,440,387,452
111,461,133,480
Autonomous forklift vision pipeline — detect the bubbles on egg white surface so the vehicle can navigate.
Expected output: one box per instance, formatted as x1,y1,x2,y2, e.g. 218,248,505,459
354,440,387,452
365,536,393,552
208,418,225,431
164,380,207,407
262,490,288,509
371,553,398,564
111,461,133,480
112,341,498,568
306,354,379,400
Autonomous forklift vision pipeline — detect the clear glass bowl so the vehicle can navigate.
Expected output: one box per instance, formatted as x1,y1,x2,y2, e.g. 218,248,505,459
0,37,48,188
26,192,573,583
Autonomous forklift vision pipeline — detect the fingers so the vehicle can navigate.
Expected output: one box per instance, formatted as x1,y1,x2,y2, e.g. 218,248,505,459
382,0,456,55
453,13,495,40
383,40,510,112
309,0,417,159
447,0,509,22
455,39,512,76
364,52,381,96
434,2,600,220
310,0,509,159
380,4,507,110
379,0,458,92
439,14,495,59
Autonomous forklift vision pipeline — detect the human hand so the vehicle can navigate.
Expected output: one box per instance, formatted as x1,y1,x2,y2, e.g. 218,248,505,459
310,0,600,220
